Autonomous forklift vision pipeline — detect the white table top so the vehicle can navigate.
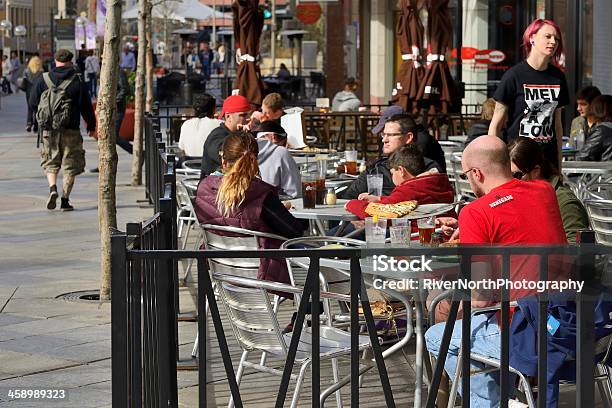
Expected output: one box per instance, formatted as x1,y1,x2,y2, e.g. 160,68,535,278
288,199,358,221
561,161,612,174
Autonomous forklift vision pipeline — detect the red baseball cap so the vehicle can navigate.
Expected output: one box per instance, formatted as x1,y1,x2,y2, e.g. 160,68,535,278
219,95,251,118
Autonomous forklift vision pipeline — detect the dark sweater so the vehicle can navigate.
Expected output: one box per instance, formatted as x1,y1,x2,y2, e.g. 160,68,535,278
29,66,96,132
200,123,231,176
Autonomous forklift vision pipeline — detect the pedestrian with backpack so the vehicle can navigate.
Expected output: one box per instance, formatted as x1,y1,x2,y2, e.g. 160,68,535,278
29,49,96,211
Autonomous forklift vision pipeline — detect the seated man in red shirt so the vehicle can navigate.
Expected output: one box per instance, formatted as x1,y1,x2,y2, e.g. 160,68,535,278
345,144,454,219
425,135,568,407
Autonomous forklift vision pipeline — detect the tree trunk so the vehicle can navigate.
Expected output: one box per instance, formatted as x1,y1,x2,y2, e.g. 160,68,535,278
145,0,154,112
98,0,122,301
131,0,147,186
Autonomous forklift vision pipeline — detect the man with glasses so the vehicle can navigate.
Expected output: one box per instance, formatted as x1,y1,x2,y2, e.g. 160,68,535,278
426,135,567,407
201,95,252,176
339,111,444,199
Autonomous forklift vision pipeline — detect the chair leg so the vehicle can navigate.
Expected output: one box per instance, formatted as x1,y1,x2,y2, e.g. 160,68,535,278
447,352,461,408
358,348,371,387
596,364,612,406
183,230,204,282
228,350,249,408
516,372,536,408
192,298,209,359
181,219,193,250
191,333,199,358
260,295,282,366
290,361,311,408
331,358,343,408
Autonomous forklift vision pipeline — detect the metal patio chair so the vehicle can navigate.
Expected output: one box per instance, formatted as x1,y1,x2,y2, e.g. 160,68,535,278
584,200,612,246
281,236,428,406
428,292,612,407
212,273,374,408
185,224,289,363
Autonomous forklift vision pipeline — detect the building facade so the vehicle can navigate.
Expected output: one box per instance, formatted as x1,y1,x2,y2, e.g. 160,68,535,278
331,0,607,119
1,0,57,59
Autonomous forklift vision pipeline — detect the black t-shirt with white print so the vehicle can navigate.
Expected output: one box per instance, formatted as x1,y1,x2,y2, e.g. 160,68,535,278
493,60,569,146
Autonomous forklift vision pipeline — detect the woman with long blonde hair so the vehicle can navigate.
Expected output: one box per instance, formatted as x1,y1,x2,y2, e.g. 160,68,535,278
24,55,43,132
194,132,305,284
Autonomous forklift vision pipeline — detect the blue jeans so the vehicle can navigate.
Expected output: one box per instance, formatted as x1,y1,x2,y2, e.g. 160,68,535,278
426,313,513,408
87,73,98,99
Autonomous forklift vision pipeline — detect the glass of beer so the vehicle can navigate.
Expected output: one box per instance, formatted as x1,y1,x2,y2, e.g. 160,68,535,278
345,150,358,175
302,171,317,209
417,216,436,245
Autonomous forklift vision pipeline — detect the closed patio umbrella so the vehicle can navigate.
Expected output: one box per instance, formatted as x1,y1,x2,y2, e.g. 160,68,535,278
416,0,457,113
391,0,425,113
232,0,264,105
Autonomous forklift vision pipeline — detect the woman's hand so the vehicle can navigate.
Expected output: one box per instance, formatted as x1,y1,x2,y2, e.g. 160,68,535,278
283,201,293,210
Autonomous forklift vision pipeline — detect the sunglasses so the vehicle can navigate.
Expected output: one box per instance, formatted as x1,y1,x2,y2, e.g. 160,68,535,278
458,168,477,181
512,171,525,180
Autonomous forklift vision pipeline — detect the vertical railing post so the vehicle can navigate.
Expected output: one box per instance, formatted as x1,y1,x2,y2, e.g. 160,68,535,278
311,254,320,408
159,197,178,407
126,223,142,407
275,256,317,407
537,255,549,408
350,255,360,407
576,230,596,407
111,229,129,407
499,252,511,408
460,255,471,408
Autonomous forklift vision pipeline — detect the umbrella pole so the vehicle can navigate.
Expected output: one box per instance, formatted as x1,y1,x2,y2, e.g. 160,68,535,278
212,0,216,46
271,0,276,75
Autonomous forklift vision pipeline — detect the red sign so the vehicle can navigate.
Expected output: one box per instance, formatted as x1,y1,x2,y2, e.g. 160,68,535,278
296,3,321,25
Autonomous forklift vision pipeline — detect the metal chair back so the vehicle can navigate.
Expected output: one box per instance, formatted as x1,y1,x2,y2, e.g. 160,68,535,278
216,277,288,355
584,183,612,201
201,224,287,275
584,200,612,245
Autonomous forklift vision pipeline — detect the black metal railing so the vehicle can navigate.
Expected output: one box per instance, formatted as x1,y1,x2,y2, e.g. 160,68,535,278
112,205,610,407
143,114,176,212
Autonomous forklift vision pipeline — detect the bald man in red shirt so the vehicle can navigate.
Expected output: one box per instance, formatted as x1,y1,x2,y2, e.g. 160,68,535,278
426,136,568,406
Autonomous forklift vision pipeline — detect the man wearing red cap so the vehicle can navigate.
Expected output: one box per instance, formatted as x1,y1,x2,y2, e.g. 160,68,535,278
200,94,251,176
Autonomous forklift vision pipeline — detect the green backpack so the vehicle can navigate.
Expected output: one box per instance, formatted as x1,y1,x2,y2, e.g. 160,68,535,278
36,72,78,131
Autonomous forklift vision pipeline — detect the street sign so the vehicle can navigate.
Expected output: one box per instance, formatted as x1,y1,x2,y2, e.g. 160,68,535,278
296,3,321,25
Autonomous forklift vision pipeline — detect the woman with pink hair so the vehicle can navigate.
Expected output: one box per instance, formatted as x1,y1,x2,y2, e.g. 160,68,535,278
489,19,569,170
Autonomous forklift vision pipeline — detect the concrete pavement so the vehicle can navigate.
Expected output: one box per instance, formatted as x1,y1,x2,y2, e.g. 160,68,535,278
0,92,149,407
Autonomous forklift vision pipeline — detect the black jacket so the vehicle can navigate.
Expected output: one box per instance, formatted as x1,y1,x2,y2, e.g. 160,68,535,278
29,65,96,132
338,156,443,199
416,126,446,173
201,123,231,176
116,68,129,106
576,122,612,162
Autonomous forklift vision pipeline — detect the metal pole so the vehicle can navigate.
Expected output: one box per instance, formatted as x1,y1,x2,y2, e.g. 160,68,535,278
212,0,216,46
271,0,276,74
